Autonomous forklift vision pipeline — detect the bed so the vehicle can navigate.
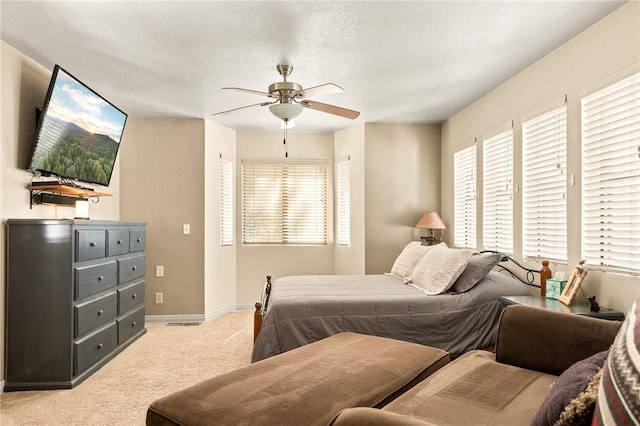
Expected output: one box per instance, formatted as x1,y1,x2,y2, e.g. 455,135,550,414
252,246,540,363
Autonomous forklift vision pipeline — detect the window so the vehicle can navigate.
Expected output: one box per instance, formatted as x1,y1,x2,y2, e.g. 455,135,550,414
522,101,568,262
483,127,514,253
220,155,233,246
581,72,640,274
242,160,328,245
454,144,477,249
336,155,350,246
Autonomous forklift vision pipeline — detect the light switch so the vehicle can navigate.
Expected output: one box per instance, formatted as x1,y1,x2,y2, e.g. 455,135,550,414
156,265,164,277
183,224,190,235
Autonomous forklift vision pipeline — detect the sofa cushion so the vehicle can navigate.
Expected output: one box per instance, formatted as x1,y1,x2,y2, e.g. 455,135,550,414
531,350,608,426
592,296,640,426
382,350,557,426
146,332,450,426
330,407,438,425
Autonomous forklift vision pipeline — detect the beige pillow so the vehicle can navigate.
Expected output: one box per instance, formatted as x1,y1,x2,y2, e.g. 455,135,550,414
389,242,445,280
410,245,475,295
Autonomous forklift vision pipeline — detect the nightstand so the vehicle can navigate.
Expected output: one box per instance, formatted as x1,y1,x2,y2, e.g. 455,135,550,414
499,295,625,321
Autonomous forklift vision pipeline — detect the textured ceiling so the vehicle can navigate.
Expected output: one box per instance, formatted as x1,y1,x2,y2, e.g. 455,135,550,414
1,1,626,133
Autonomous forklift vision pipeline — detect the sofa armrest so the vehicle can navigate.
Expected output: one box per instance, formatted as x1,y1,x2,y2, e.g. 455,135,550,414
495,304,621,376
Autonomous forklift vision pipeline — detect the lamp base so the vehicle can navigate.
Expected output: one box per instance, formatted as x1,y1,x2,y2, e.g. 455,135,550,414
420,236,441,246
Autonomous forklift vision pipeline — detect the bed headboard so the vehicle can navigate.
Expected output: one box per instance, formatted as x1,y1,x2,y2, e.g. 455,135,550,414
480,250,541,288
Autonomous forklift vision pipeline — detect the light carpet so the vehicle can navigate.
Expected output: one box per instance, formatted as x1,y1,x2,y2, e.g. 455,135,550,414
0,309,254,425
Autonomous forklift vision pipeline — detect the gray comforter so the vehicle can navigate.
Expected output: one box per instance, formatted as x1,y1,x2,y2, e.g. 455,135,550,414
251,271,531,362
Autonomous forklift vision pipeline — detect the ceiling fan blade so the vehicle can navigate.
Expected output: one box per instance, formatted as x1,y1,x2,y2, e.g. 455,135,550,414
212,101,272,116
294,83,343,100
223,87,275,98
301,100,360,119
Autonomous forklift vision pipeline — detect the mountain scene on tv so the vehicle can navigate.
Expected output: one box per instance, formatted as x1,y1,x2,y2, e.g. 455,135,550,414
30,68,126,186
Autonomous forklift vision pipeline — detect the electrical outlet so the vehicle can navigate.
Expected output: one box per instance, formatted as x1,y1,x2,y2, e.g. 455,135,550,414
155,292,164,304
155,265,164,277
183,224,190,235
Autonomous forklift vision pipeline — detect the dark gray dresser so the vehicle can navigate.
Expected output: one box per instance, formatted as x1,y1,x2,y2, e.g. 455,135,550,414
5,219,146,391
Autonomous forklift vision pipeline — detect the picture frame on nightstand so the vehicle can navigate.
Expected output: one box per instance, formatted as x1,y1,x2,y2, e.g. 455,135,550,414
559,265,588,306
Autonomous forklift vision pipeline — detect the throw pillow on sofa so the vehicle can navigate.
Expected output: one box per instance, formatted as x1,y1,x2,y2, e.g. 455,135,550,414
592,295,640,426
531,350,609,426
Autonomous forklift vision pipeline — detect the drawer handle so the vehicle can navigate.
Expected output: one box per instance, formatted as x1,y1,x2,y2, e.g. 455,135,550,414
132,266,137,271
97,343,103,350
97,309,104,316
97,276,104,282
132,293,137,299
89,242,96,247
131,321,137,327
117,239,123,244
137,238,142,243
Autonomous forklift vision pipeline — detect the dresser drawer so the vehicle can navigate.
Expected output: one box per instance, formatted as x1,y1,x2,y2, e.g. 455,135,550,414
118,306,145,344
107,229,130,256
75,229,106,261
75,261,118,300
129,228,146,252
75,292,117,338
74,322,117,375
118,281,145,314
118,254,145,284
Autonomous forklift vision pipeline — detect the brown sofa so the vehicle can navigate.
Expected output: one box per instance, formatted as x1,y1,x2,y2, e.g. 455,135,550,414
330,304,621,426
147,304,622,426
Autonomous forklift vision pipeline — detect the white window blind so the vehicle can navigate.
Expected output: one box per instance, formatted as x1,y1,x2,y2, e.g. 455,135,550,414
483,127,514,253
581,71,640,274
242,160,328,245
220,155,233,246
454,144,477,249
336,155,350,246
522,102,568,262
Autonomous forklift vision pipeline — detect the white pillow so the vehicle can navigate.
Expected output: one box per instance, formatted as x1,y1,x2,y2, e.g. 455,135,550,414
389,242,445,280
410,245,475,295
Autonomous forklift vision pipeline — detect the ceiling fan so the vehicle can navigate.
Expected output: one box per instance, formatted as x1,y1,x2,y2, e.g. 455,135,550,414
212,64,360,124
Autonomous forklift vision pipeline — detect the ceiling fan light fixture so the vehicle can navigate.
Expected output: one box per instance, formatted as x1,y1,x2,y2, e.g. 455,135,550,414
269,102,303,120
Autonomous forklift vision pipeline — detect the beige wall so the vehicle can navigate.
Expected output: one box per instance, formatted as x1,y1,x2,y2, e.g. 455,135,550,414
364,123,442,274
204,120,237,316
334,124,366,274
120,118,205,319
1,40,121,385
440,1,640,314
235,131,336,306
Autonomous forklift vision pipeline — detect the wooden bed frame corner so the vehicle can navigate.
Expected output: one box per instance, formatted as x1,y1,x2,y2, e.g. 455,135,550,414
253,275,271,342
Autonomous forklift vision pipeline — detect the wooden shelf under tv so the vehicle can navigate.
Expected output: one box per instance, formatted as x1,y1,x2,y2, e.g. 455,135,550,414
27,184,111,198
27,184,111,208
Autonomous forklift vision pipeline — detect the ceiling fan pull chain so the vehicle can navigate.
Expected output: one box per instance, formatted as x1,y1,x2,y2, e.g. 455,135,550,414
283,125,288,158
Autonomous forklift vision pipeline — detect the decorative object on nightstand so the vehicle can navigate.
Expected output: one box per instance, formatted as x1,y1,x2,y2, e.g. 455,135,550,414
416,212,446,246
559,260,589,306
545,278,567,300
540,260,552,297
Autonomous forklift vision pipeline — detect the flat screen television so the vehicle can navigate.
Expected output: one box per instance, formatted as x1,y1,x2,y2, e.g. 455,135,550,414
26,65,127,187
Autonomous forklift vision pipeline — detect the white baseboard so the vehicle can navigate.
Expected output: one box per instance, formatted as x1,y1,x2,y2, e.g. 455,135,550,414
145,305,253,323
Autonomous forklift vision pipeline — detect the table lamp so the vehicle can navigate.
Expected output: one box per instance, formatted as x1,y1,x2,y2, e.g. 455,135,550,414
416,212,446,245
